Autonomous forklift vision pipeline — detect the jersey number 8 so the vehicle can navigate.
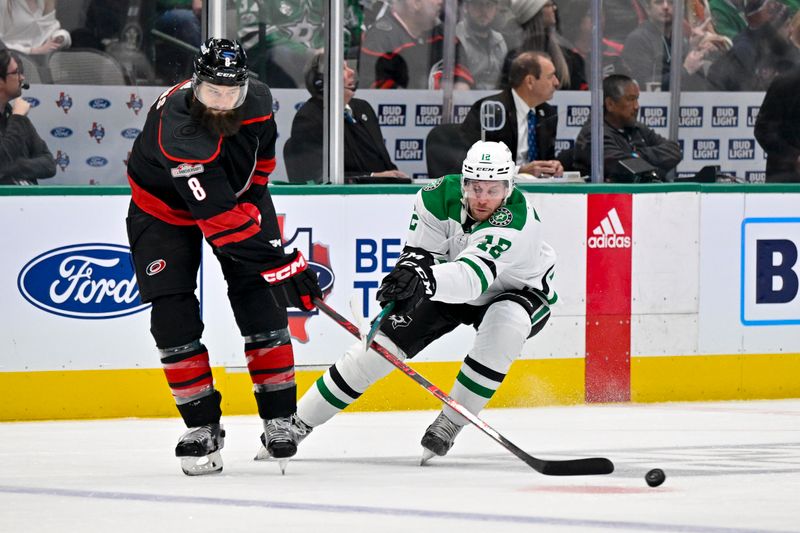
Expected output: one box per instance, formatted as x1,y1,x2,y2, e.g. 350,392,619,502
188,177,207,201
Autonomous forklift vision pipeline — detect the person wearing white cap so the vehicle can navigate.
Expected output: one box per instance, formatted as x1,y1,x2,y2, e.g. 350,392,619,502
503,0,585,89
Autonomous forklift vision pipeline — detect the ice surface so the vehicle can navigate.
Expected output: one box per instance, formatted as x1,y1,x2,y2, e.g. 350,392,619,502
2,400,799,532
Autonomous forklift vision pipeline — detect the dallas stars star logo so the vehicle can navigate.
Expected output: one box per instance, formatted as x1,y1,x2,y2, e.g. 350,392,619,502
489,207,513,227
283,6,317,47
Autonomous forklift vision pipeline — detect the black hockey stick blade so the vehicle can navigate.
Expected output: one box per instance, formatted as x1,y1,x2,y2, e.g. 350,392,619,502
314,298,614,476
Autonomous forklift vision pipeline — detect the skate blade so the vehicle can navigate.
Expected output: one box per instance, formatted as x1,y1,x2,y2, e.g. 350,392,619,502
254,445,292,474
420,448,436,466
180,451,223,476
278,458,289,475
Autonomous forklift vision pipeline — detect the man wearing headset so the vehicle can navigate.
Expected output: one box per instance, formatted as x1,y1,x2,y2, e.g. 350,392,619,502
126,38,322,475
285,50,410,183
0,48,56,185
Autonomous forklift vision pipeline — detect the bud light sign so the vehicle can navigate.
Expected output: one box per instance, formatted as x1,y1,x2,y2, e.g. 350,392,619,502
18,243,149,319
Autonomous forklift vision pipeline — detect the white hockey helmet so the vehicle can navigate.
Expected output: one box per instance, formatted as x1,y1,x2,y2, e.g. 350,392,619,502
461,141,516,201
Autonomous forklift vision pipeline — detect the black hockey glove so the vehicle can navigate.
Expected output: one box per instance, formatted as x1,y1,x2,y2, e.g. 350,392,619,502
261,250,322,311
396,246,435,269
376,256,436,314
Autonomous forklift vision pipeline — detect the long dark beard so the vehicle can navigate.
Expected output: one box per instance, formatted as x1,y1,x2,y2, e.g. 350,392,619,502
189,98,244,137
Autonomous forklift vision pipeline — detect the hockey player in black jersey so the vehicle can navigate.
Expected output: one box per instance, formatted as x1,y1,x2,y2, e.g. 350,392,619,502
126,38,322,475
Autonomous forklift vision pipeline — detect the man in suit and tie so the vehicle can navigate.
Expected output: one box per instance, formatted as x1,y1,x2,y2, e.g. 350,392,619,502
461,51,564,177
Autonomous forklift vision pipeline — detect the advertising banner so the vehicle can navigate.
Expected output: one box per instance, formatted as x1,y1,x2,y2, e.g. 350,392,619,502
3,188,799,419
585,194,633,402
699,194,800,353
1,192,579,374
23,85,768,186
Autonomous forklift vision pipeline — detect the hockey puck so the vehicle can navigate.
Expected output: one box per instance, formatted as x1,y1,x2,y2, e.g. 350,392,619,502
645,468,666,487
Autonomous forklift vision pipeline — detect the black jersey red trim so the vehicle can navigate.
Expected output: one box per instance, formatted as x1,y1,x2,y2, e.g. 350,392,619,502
128,175,195,226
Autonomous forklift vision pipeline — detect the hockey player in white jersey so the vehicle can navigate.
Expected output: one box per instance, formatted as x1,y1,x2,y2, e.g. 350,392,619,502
287,140,557,463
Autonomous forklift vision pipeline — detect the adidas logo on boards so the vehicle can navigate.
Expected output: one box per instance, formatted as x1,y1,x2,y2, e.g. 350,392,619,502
588,208,631,249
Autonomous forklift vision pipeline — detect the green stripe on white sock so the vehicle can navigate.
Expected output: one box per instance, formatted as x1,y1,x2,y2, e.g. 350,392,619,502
455,370,496,399
315,376,350,410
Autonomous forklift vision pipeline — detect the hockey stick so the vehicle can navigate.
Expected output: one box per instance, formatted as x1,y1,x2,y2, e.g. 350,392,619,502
362,301,395,351
314,298,614,476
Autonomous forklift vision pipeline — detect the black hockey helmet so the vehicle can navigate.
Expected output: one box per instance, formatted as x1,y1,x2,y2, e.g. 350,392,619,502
193,38,248,86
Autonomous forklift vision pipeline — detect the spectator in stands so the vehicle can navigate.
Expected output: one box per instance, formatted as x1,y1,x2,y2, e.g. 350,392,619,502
574,74,682,182
235,0,365,88
557,2,626,79
754,65,800,182
0,49,56,185
456,0,508,89
0,0,71,56
707,0,796,90
70,0,128,50
709,0,748,40
461,51,564,177
622,0,722,91
503,0,586,90
359,0,474,89
686,5,735,76
285,51,410,183
151,0,202,85
787,9,800,51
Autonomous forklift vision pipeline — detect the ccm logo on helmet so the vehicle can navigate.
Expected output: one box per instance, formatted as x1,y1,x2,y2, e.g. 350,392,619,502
262,253,307,283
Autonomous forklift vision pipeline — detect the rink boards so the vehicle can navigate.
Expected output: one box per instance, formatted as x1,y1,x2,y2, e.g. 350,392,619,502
1,184,799,420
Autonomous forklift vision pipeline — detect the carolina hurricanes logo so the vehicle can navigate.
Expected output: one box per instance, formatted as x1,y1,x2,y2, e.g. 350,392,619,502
278,214,335,342
146,259,166,276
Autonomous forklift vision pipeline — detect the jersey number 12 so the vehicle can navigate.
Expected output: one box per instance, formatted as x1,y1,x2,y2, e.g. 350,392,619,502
476,235,511,258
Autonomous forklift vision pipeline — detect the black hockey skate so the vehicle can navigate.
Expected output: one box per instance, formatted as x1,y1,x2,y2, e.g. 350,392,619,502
175,423,225,476
254,414,312,473
420,412,464,465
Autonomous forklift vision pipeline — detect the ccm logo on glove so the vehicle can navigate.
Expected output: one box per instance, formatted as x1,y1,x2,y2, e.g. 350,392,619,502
263,252,308,283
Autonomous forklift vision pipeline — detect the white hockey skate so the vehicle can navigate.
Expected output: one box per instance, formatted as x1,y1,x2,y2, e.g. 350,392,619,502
254,414,313,474
420,412,463,465
175,423,225,476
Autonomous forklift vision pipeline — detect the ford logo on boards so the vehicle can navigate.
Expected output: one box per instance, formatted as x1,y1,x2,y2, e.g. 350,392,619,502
18,243,149,319
89,98,112,109
51,127,73,138
86,156,108,167
121,128,141,139
309,262,334,293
